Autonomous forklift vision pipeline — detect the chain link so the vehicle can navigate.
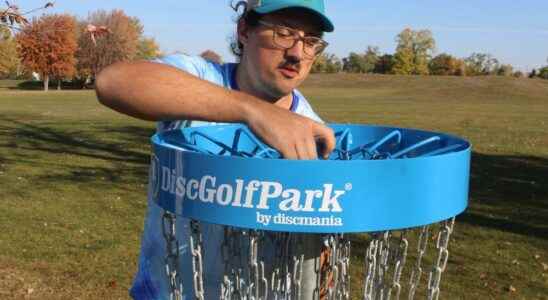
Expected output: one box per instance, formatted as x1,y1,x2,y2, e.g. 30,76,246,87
387,230,408,300
162,212,183,300
427,218,455,300
190,220,205,300
363,238,379,300
408,225,430,300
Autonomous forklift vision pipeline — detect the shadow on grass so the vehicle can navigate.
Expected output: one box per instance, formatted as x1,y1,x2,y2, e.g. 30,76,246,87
0,117,154,194
461,152,548,240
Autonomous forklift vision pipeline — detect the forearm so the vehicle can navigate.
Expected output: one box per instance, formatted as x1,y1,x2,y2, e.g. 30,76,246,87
95,60,256,123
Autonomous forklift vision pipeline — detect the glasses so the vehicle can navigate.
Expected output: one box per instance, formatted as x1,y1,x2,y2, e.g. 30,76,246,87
257,20,328,59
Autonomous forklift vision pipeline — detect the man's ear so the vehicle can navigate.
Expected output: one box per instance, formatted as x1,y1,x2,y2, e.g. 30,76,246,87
237,18,250,47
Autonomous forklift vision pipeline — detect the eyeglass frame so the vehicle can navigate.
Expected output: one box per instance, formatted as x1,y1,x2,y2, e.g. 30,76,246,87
256,20,329,59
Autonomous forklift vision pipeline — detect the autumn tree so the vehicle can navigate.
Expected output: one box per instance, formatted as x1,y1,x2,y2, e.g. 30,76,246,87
392,28,435,75
363,46,380,71
496,64,514,76
538,66,548,80
136,36,160,60
0,26,21,78
429,53,465,76
311,53,341,73
1,1,54,35
373,54,395,74
464,53,499,75
76,10,141,82
200,50,222,64
16,14,77,91
343,52,368,73
392,47,415,75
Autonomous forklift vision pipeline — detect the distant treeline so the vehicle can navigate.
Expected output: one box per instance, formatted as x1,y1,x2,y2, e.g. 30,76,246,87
310,28,548,79
2,2,547,92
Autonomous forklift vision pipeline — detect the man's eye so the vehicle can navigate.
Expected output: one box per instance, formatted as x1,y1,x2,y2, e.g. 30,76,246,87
305,39,320,48
276,28,293,37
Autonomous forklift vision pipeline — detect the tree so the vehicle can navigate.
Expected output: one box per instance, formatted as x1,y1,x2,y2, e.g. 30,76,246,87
512,71,524,78
1,1,54,35
76,10,141,82
362,46,380,73
200,50,222,64
311,53,341,73
343,52,368,73
392,28,435,75
0,26,21,78
136,36,160,60
429,53,465,76
538,66,548,80
496,64,514,77
392,47,415,75
373,54,395,74
464,53,499,75
16,14,77,91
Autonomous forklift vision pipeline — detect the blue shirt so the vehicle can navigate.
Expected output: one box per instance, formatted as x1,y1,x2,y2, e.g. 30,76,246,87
130,54,323,299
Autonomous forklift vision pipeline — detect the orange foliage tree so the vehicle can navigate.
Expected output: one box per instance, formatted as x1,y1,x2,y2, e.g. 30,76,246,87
16,14,77,91
76,10,141,82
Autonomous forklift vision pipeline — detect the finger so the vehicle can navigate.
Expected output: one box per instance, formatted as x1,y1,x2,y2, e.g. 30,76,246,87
295,141,309,160
313,125,335,159
305,135,318,160
281,144,298,160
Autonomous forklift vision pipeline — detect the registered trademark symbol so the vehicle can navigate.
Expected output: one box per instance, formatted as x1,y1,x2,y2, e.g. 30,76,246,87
345,183,352,191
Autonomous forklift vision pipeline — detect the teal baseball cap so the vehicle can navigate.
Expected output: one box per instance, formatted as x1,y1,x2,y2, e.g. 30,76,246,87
248,0,334,32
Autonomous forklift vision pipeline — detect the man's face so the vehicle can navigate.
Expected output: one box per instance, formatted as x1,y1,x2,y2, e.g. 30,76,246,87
239,9,325,99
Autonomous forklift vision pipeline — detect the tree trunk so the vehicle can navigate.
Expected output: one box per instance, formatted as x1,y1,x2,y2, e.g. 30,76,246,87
44,74,49,92
57,79,61,90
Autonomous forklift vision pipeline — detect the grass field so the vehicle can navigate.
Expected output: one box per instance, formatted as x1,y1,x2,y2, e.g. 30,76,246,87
0,75,547,299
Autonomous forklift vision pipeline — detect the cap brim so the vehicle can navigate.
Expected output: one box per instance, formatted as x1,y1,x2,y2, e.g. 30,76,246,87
254,4,334,32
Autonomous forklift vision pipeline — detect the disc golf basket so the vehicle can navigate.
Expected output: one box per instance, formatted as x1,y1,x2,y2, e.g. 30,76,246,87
150,124,470,300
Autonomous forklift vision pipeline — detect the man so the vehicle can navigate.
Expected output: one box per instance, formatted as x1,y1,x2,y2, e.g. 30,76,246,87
96,0,336,298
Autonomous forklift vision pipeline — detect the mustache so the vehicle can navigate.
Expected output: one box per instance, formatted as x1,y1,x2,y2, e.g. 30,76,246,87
278,60,301,72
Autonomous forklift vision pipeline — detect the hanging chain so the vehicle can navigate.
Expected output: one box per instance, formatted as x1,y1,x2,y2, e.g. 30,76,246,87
248,230,261,300
363,238,379,300
375,231,391,300
427,218,455,300
335,236,351,300
190,220,205,300
408,225,430,300
162,212,184,300
387,230,409,300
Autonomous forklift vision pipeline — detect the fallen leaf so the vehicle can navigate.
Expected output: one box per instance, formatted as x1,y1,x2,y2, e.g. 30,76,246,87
511,259,519,265
507,285,516,293
480,273,487,279
542,262,548,271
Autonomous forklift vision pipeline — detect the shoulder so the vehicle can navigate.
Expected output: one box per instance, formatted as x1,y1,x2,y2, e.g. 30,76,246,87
153,53,230,83
293,89,323,123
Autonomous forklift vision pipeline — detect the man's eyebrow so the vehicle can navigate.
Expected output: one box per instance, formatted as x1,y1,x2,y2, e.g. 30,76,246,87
278,21,323,37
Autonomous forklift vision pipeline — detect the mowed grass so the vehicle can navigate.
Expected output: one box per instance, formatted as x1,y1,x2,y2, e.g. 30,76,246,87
0,75,547,299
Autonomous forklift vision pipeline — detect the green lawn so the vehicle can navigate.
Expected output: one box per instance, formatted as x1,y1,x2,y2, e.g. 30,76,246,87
0,75,547,299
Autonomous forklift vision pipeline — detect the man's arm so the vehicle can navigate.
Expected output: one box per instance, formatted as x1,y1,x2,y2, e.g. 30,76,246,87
95,60,335,159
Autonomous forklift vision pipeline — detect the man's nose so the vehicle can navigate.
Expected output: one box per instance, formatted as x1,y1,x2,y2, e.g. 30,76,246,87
285,39,304,61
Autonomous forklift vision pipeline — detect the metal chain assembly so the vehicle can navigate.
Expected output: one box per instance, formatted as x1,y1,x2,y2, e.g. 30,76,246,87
162,218,456,300
190,220,206,300
162,212,184,300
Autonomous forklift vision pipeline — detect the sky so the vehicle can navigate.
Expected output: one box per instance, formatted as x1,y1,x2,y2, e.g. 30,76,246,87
20,0,548,71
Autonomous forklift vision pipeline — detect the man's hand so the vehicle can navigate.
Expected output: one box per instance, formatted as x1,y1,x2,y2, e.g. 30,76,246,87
244,101,335,160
